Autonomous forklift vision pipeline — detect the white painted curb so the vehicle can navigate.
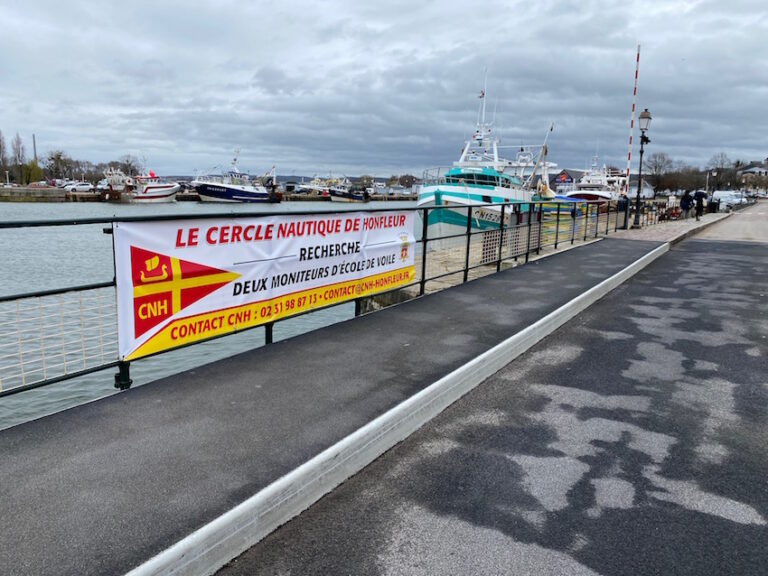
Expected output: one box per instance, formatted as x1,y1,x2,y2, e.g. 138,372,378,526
127,243,670,576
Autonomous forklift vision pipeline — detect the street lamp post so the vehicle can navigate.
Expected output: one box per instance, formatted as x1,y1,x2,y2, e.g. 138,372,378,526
632,108,652,228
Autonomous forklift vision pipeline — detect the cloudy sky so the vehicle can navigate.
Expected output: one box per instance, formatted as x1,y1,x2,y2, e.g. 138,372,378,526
1,0,766,178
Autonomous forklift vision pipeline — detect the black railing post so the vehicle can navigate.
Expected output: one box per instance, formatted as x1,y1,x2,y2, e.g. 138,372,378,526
265,322,274,345
525,202,534,263
595,204,600,238
554,203,561,249
623,198,630,229
463,205,472,283
536,204,543,254
354,299,362,316
419,207,429,296
114,361,132,390
570,204,577,244
496,203,506,272
583,203,589,242
605,203,610,235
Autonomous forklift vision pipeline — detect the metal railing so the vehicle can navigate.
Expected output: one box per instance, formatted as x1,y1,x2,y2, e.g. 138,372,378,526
0,200,630,398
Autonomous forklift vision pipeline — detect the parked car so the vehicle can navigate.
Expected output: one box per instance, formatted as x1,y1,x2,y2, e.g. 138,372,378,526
95,179,109,192
68,181,95,192
711,190,746,209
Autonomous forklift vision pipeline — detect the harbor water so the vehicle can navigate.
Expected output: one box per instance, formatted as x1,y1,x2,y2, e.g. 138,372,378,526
0,200,417,430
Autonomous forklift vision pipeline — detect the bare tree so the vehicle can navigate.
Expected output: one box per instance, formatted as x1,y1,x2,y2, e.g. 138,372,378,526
0,130,7,169
11,133,25,183
645,152,673,194
398,174,417,188
119,154,141,175
45,150,75,180
707,152,733,190
11,132,25,165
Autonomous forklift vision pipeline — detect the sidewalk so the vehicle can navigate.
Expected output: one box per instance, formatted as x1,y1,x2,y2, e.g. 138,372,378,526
218,213,766,576
0,216,726,576
610,211,729,243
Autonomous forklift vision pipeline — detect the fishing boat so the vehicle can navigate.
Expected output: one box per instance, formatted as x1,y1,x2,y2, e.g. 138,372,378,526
559,155,625,202
328,179,370,202
417,87,556,237
191,153,281,203
294,176,330,196
100,167,132,202
127,170,180,203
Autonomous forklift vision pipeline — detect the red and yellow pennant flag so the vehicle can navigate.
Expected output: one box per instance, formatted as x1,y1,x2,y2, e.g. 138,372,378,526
130,246,240,338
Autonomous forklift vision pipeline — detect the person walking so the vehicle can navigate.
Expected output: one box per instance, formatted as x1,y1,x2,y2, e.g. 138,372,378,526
680,190,694,219
694,189,707,221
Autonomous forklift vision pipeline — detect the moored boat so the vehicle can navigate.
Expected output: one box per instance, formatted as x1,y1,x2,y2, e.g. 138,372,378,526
127,170,180,203
417,86,556,236
191,153,281,203
328,179,371,203
558,155,626,202
100,167,131,202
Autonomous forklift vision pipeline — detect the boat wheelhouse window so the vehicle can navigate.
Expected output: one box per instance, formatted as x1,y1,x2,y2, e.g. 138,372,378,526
482,195,492,203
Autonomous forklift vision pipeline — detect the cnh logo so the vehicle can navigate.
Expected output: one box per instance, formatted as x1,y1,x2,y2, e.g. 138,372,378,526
130,246,240,338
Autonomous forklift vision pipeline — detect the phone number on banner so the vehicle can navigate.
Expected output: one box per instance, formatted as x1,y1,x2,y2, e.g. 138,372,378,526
125,266,414,360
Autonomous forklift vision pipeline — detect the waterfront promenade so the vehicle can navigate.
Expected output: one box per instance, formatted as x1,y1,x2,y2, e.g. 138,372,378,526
220,204,768,575
0,208,763,575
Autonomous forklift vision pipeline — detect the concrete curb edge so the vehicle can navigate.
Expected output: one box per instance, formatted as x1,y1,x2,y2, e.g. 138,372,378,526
126,242,671,576
668,212,731,245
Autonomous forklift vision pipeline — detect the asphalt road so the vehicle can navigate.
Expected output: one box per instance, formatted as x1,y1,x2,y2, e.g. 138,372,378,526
218,219,768,574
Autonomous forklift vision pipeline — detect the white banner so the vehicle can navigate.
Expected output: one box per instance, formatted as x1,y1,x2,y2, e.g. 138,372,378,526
114,211,415,360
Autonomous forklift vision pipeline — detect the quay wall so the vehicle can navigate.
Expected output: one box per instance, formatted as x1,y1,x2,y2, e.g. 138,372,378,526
0,188,417,203
0,187,68,202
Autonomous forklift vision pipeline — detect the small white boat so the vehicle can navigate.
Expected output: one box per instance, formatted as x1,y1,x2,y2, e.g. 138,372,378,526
559,155,625,202
128,171,180,203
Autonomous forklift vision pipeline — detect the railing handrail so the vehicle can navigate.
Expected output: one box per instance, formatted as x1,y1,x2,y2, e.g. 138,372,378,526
0,199,631,401
0,198,615,229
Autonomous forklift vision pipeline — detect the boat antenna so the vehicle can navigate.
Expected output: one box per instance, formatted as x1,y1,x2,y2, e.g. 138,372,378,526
624,44,641,196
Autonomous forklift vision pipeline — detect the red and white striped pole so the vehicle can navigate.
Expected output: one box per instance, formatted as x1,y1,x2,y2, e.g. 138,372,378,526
625,45,641,196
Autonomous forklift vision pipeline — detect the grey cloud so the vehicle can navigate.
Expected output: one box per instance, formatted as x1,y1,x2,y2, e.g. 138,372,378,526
1,0,766,176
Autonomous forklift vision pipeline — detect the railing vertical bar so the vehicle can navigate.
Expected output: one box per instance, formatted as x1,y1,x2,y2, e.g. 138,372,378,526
59,293,68,373
16,301,25,385
555,204,561,249
595,204,600,238
265,322,274,345
536,204,543,255
497,204,506,272
419,208,428,296
38,298,47,380
571,204,576,245
79,292,86,369
583,203,589,242
525,203,534,264
463,205,472,283
97,288,105,363
624,197,630,229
